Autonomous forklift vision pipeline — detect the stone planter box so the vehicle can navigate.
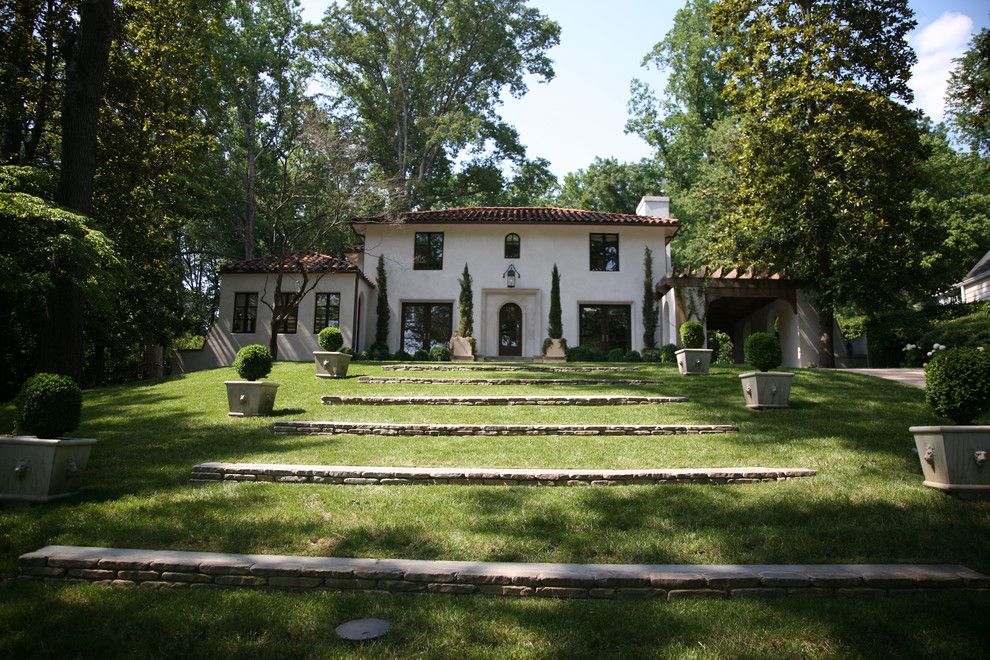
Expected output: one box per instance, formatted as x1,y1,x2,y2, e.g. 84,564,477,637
0,436,97,502
675,348,712,375
909,426,990,498
225,381,279,417
544,339,566,362
451,336,475,362
739,372,794,409
313,351,351,378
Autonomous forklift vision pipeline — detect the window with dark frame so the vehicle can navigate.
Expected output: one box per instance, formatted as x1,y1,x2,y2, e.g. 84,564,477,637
232,292,258,333
578,304,631,352
401,302,453,353
274,292,298,334
504,233,520,258
589,233,619,271
413,232,444,270
313,292,341,333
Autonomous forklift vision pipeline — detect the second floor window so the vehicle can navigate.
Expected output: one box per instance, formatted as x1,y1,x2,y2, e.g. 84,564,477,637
504,233,520,258
274,292,298,334
590,233,619,272
414,232,444,270
314,292,341,332
232,292,258,333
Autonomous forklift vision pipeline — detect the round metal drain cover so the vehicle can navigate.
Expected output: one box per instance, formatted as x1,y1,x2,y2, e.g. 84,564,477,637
335,618,391,641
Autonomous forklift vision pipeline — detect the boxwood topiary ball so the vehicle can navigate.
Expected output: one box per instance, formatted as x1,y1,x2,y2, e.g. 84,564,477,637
430,345,451,361
679,321,705,349
744,332,782,372
318,326,344,352
234,345,273,381
15,373,82,439
925,347,990,424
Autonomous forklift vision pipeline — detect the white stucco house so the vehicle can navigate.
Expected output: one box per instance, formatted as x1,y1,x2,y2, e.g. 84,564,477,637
176,196,850,370
958,249,990,303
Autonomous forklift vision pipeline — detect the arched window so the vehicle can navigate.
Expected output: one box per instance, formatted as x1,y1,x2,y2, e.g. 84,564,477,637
504,233,520,259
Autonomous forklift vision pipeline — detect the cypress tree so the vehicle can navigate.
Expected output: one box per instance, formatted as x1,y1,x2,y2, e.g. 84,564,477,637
375,254,389,347
458,263,473,337
547,264,562,339
642,247,658,348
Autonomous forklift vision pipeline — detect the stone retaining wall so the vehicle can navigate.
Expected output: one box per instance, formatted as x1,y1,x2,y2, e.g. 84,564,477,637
321,395,688,406
191,463,815,486
358,377,665,385
381,365,635,373
273,421,738,436
20,546,988,600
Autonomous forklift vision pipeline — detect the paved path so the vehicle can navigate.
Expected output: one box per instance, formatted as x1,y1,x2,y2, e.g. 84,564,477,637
20,545,988,600
835,368,925,389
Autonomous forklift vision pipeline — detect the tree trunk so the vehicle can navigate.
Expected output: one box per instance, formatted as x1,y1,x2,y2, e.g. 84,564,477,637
818,306,836,368
25,0,58,164
244,147,257,258
38,0,114,382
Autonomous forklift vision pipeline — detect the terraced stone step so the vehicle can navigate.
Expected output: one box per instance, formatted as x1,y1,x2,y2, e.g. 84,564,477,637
381,365,635,373
358,376,665,385
273,421,738,436
20,546,987,600
190,463,816,485
321,395,688,406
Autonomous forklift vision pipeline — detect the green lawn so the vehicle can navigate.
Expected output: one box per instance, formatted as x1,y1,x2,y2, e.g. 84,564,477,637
2,361,989,658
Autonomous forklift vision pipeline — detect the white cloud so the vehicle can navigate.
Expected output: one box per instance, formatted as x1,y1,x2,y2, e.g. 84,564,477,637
909,12,974,120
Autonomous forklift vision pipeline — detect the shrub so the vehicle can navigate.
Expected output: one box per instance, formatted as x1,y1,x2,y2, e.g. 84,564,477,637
567,345,604,362
367,343,390,360
624,350,643,362
14,373,82,439
413,349,430,361
659,344,678,364
317,326,344,351
393,350,412,361
547,264,562,339
744,333,782,372
641,348,660,362
679,321,705,349
233,345,273,381
430,345,451,361
340,346,353,356
709,330,734,365
924,347,990,424
607,347,625,362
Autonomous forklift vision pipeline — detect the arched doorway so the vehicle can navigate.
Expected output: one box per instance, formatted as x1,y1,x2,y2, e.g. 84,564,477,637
499,303,522,356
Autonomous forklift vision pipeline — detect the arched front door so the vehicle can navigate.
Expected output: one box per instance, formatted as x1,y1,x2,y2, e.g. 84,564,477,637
498,303,522,356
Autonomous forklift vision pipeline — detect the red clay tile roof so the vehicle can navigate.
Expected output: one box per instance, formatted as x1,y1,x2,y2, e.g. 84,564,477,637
220,251,374,286
352,206,679,228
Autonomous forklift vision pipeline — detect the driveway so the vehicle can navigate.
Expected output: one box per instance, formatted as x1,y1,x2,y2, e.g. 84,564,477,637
834,368,925,389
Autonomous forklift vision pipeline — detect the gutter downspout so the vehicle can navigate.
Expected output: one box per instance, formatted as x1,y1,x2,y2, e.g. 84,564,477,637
352,272,361,352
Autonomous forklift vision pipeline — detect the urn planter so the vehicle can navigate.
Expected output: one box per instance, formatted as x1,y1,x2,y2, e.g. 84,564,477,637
313,351,351,378
451,336,475,362
0,435,96,502
675,348,712,375
909,426,990,498
225,381,279,417
739,371,794,409
544,339,567,362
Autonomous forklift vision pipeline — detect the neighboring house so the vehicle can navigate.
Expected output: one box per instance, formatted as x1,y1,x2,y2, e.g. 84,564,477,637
176,196,845,370
173,252,375,373
959,249,990,303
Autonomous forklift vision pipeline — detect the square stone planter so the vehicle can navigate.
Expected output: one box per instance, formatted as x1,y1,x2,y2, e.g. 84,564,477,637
544,338,566,362
739,371,794,409
313,351,351,378
0,436,97,502
225,381,279,417
451,336,475,362
909,426,990,498
675,348,712,375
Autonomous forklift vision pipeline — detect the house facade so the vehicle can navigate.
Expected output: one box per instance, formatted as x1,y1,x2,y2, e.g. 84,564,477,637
176,196,844,370
959,249,990,303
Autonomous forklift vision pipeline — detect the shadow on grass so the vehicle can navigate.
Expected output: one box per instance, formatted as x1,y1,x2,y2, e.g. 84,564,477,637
0,579,988,658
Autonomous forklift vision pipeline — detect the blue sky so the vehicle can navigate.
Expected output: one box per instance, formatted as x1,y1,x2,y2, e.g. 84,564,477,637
300,0,990,179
